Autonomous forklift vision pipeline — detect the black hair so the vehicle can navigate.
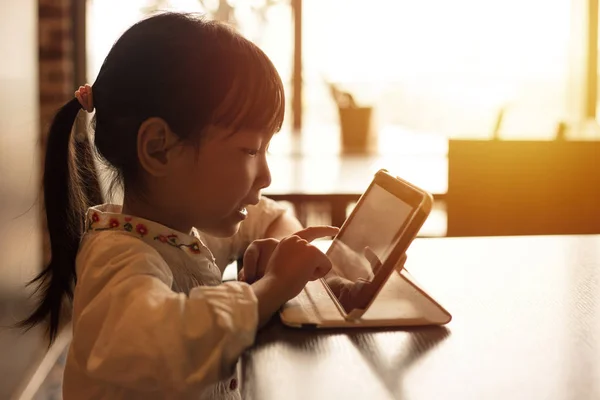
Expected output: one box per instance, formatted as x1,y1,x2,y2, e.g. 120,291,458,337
20,12,285,343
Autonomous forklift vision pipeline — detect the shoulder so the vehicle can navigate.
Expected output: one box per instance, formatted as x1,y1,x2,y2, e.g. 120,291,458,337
77,231,173,287
250,196,288,215
239,196,289,233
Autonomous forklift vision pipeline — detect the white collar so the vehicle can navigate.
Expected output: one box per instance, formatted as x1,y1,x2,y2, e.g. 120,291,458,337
85,204,216,263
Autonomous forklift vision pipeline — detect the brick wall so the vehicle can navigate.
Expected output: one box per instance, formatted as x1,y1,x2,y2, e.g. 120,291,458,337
38,0,75,265
39,0,74,139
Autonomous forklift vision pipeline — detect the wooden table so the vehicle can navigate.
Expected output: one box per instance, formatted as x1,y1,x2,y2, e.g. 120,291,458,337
241,235,600,400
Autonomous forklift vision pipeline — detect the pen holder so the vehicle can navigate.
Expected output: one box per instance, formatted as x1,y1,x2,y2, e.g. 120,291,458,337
338,106,376,154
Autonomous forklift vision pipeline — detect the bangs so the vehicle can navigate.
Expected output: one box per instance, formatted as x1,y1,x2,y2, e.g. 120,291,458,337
210,38,285,134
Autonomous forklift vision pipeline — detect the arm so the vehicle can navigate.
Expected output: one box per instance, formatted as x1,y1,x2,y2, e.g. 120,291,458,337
263,209,303,239
72,233,259,395
199,197,301,271
251,275,288,327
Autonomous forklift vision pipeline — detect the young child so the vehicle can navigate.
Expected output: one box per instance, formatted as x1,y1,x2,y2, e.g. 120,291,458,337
198,196,304,273
22,12,338,399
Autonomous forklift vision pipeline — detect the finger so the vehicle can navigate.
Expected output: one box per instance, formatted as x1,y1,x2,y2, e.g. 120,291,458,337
293,226,340,242
256,238,280,258
306,246,333,280
255,240,279,278
363,246,383,273
238,268,245,281
242,245,260,283
310,263,332,281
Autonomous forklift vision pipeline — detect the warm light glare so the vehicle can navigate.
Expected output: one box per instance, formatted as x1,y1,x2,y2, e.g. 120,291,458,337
302,0,572,137
89,0,573,139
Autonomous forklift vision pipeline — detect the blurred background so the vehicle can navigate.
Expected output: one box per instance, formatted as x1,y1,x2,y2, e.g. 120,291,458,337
2,0,600,398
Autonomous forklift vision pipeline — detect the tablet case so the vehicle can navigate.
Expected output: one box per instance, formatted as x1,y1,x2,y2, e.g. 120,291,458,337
279,259,451,328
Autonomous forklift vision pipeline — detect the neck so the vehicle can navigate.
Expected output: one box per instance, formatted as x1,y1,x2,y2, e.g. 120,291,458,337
121,191,191,234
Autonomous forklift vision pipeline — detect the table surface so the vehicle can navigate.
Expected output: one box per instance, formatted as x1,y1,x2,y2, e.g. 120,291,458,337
241,234,600,400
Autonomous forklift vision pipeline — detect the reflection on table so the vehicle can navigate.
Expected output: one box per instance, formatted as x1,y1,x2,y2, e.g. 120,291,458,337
243,234,600,400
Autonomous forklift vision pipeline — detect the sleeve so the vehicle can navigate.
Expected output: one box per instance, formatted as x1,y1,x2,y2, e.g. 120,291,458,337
71,232,258,395
199,196,289,271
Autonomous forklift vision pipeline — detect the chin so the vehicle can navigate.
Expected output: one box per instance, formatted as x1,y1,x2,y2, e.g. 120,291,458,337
202,221,242,238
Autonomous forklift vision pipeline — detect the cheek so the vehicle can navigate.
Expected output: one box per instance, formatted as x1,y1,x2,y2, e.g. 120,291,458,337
168,166,202,205
209,153,255,188
171,144,255,210
186,156,242,208
166,149,208,201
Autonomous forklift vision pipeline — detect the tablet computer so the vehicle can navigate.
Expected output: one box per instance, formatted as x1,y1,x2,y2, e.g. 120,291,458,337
279,169,451,328
322,169,433,319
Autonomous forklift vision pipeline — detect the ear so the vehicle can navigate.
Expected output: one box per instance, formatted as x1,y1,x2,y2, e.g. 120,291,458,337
137,117,181,177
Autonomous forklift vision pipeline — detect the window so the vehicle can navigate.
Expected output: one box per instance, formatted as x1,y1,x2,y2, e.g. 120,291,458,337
302,0,573,140
87,0,293,133
85,0,594,233
88,0,587,142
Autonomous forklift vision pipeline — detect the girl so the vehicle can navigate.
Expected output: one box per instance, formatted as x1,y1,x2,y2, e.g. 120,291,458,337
22,12,337,399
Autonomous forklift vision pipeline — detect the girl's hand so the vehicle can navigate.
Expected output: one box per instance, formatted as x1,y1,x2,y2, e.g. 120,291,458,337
249,227,338,327
263,230,335,300
239,226,339,284
238,238,279,283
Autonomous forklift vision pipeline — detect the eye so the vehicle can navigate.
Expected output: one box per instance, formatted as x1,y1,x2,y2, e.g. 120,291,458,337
243,148,259,156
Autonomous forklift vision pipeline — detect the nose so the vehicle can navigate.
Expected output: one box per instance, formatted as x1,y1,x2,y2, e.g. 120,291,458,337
256,154,272,190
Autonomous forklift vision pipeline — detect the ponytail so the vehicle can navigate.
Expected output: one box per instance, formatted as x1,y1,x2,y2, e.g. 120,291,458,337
19,98,103,343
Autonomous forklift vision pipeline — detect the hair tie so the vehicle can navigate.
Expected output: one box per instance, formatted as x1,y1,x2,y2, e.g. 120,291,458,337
74,84,94,113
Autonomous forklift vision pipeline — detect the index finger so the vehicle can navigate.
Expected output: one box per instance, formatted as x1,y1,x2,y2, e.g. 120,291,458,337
242,244,260,283
363,246,382,269
293,226,339,242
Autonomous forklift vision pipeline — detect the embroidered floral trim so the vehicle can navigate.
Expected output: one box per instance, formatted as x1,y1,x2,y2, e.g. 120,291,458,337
86,209,205,257
154,234,201,254
136,224,149,236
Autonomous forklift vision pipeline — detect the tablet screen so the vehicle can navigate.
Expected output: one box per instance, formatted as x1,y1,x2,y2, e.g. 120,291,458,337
324,182,417,313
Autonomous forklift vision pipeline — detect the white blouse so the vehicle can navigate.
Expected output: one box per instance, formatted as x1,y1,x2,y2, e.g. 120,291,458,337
63,198,287,399
197,197,290,272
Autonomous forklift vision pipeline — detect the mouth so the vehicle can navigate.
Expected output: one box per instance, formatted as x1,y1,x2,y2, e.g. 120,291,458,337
235,196,259,219
237,206,249,217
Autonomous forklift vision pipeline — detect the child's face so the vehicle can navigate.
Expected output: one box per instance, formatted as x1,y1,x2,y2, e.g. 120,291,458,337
167,126,273,237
